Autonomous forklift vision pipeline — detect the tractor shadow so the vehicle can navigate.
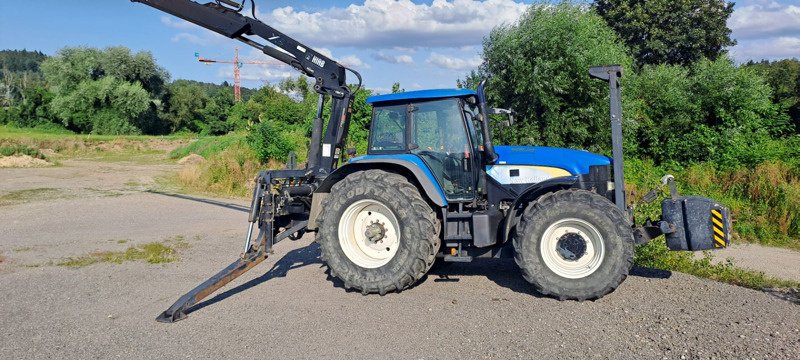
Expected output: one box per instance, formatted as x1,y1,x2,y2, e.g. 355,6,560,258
185,242,674,312
145,190,250,213
427,260,672,298
185,242,323,314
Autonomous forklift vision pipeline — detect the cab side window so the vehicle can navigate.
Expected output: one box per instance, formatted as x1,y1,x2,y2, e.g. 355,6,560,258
369,105,406,152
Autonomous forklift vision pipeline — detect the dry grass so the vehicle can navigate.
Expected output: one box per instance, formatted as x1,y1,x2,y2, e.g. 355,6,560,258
172,142,268,198
0,125,191,164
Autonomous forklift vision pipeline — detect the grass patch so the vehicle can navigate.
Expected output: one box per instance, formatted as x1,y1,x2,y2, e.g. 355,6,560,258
57,236,189,268
116,239,129,244
0,188,67,206
0,144,47,159
635,241,800,290
125,179,143,187
629,158,800,292
169,133,246,159
13,246,33,252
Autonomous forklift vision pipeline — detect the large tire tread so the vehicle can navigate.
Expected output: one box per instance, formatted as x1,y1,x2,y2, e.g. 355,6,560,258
513,189,634,301
316,169,440,295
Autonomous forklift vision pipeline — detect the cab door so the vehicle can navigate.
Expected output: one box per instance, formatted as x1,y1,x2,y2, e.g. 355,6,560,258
408,98,476,201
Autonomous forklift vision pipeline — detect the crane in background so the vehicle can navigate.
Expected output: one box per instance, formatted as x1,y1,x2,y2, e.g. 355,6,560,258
195,47,270,101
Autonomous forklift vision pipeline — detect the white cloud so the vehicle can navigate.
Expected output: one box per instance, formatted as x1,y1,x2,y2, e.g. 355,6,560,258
373,51,415,64
731,37,800,61
729,3,800,40
259,0,529,49
729,2,800,62
339,55,370,68
314,48,369,68
171,30,227,45
160,16,196,30
426,52,482,70
171,33,205,45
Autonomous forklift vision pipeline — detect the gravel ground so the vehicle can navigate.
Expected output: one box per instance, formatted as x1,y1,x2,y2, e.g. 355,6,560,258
1,160,799,359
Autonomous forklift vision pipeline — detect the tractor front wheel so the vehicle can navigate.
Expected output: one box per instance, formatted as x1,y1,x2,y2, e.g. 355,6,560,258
513,189,634,300
316,170,440,295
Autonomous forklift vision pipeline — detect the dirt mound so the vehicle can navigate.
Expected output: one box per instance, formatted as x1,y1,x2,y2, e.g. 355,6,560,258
177,153,206,165
0,155,52,168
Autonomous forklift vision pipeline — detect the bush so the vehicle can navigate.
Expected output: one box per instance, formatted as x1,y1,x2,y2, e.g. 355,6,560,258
0,144,46,159
175,142,261,198
246,120,308,164
625,57,790,167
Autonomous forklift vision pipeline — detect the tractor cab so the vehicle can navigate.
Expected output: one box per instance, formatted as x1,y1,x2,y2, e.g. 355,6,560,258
365,89,482,202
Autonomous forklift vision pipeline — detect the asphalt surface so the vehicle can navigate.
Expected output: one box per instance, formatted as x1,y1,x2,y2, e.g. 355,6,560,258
1,160,799,359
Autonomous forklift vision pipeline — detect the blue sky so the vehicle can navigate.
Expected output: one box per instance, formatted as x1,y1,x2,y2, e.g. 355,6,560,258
1,0,799,93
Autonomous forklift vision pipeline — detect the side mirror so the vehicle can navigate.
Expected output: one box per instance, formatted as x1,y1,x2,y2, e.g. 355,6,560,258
490,108,515,126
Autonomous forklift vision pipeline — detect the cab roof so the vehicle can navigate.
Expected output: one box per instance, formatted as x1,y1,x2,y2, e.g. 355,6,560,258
366,89,477,105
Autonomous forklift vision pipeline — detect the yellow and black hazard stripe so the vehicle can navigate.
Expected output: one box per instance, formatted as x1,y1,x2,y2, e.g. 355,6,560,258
711,209,726,248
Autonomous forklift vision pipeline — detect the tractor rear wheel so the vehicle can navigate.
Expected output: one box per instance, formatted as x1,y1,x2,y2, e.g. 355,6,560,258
513,189,634,300
316,170,440,295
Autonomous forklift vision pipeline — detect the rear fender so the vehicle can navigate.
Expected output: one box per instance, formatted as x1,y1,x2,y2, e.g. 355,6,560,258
501,176,579,243
308,156,447,229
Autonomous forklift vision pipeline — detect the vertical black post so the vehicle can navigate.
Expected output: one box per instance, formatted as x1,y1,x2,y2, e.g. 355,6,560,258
319,92,354,174
589,65,625,212
608,71,625,212
476,79,498,163
307,94,324,172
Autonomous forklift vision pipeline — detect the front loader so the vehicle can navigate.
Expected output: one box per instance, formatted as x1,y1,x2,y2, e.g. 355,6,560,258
133,0,732,323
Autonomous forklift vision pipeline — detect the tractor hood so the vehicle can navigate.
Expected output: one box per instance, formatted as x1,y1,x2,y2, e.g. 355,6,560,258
493,146,611,175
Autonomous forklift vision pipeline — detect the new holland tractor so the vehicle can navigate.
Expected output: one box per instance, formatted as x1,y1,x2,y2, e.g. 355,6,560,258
133,0,732,323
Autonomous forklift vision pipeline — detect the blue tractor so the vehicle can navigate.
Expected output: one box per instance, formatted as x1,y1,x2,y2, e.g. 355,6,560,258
135,0,732,323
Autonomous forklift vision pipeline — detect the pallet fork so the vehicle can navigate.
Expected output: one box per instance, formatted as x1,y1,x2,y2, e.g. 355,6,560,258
156,173,308,323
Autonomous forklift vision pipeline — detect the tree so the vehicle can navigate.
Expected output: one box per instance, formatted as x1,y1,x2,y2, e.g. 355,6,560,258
475,2,633,152
40,47,170,134
744,59,800,134
163,80,207,132
595,0,736,67
0,50,48,105
0,50,47,74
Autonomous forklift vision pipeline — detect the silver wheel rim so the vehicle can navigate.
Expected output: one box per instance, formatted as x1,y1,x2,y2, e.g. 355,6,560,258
338,199,400,268
540,218,605,279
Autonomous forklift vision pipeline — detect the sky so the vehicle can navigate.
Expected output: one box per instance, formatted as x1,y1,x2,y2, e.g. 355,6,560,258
1,0,798,93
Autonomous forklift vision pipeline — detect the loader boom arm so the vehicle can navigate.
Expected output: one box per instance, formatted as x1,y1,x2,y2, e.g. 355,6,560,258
133,0,358,174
